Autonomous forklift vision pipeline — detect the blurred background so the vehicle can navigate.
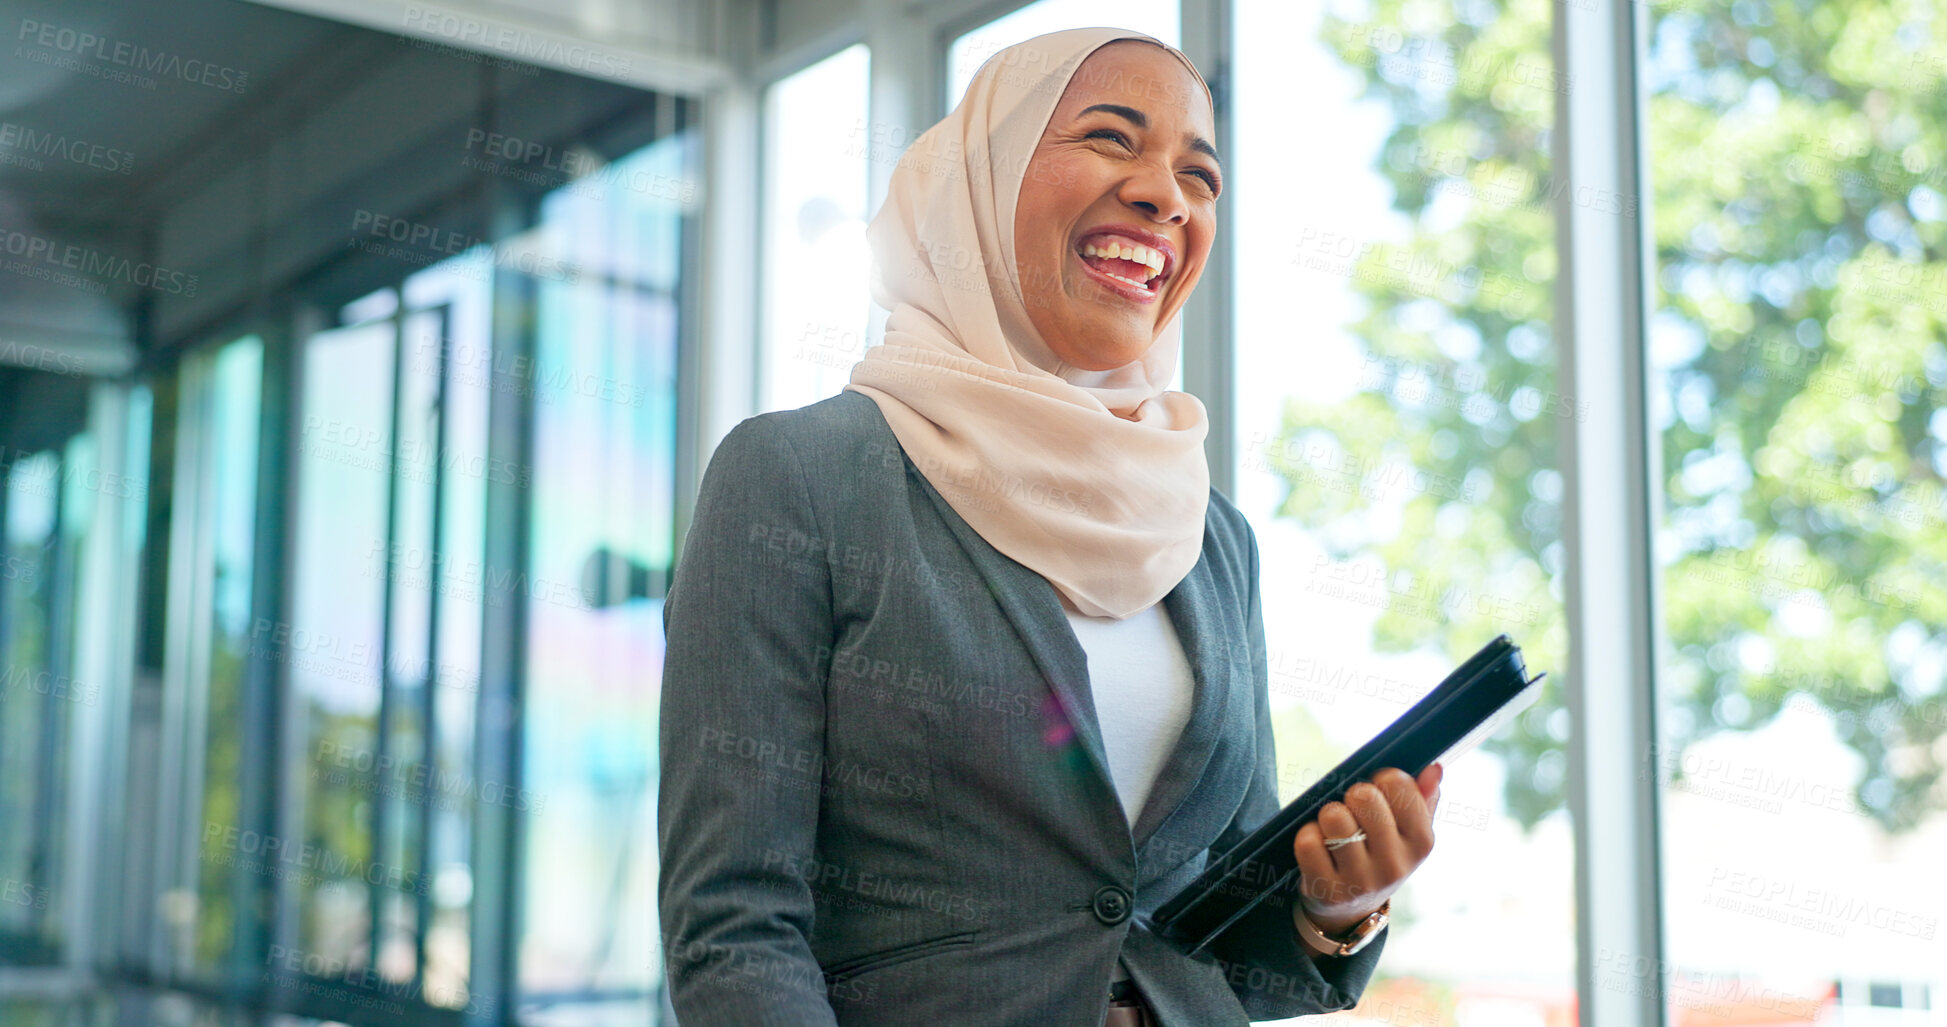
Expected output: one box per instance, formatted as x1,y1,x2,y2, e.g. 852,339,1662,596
1,0,1943,1024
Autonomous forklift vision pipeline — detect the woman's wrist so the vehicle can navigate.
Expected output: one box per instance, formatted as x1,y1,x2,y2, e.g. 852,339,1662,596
1292,901,1388,956
1306,907,1378,936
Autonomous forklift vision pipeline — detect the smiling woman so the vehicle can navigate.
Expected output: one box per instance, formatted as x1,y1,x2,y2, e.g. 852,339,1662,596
1013,43,1220,371
659,26,1438,1027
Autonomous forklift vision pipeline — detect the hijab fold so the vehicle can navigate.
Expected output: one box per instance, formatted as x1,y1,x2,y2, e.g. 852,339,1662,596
842,27,1214,620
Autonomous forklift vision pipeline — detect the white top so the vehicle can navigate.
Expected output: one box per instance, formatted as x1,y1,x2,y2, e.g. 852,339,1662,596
1060,595,1197,986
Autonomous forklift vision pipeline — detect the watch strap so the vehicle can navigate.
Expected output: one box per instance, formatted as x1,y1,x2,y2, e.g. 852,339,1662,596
1293,898,1390,957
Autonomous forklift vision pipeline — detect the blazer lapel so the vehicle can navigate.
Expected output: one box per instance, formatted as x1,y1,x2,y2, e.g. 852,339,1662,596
907,467,1115,794
906,464,1234,853
1136,555,1235,850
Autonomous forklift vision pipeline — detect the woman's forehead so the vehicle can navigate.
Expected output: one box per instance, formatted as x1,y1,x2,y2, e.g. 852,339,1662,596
1057,41,1213,133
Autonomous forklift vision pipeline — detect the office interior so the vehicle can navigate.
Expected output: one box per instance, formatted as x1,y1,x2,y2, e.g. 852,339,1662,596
2,0,1942,1024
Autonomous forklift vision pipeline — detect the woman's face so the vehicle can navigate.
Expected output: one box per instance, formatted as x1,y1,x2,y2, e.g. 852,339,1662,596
1013,41,1222,372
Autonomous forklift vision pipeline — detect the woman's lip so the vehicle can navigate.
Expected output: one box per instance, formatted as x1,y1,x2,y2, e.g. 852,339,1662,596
1074,224,1177,278
1072,249,1161,303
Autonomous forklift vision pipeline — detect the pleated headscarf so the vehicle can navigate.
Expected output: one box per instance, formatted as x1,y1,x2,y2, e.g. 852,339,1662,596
842,26,1214,620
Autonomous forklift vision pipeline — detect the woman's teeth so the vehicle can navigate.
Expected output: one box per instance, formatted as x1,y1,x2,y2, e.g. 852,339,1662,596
1080,240,1166,277
1078,238,1165,283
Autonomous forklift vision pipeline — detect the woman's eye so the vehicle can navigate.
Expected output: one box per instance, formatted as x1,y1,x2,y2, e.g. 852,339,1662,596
1085,128,1220,194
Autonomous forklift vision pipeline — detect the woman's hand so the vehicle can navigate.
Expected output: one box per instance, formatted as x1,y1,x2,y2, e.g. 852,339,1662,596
1290,763,1442,939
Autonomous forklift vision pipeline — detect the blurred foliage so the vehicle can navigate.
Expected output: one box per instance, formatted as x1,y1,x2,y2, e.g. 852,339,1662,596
194,631,243,970
1279,0,1947,832
1,530,56,942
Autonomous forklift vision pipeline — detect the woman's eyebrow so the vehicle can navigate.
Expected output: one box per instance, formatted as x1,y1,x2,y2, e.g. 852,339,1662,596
1077,102,1224,174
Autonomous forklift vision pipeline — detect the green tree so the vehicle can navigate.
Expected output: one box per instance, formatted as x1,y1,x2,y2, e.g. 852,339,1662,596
1280,0,1946,832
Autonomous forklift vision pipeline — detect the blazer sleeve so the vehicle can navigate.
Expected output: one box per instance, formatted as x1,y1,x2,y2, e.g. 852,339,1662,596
658,415,842,1027
1205,515,1389,1020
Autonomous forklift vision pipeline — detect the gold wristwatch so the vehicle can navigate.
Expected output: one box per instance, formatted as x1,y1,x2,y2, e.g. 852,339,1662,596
1293,899,1390,957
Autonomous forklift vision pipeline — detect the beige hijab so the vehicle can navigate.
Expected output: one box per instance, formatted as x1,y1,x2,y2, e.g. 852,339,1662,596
842,27,1214,620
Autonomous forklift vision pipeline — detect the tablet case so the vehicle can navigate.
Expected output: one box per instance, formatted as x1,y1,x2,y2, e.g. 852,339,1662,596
1151,634,1545,955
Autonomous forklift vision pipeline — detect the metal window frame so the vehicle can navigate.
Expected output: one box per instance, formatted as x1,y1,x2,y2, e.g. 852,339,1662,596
145,325,280,996
750,37,870,422
1175,0,1234,497
68,380,150,981
151,347,218,983
1554,0,1667,1024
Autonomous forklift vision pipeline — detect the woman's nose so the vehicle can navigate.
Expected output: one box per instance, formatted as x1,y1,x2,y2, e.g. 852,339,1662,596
1119,165,1189,224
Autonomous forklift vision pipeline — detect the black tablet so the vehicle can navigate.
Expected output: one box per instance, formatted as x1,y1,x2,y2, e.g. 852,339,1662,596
1150,634,1545,955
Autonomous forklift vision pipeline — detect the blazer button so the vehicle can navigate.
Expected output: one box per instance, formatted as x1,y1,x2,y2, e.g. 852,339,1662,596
1091,885,1132,925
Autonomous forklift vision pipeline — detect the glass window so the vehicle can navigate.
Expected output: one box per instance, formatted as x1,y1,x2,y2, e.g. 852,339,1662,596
1647,5,1947,1019
1231,0,1572,1022
760,44,872,415
287,315,397,981
0,448,70,963
945,0,1179,111
517,125,694,1025
283,249,495,1013
162,335,264,979
0,373,143,976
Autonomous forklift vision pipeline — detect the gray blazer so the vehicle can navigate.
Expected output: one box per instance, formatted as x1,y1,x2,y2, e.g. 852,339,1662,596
658,389,1387,1026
